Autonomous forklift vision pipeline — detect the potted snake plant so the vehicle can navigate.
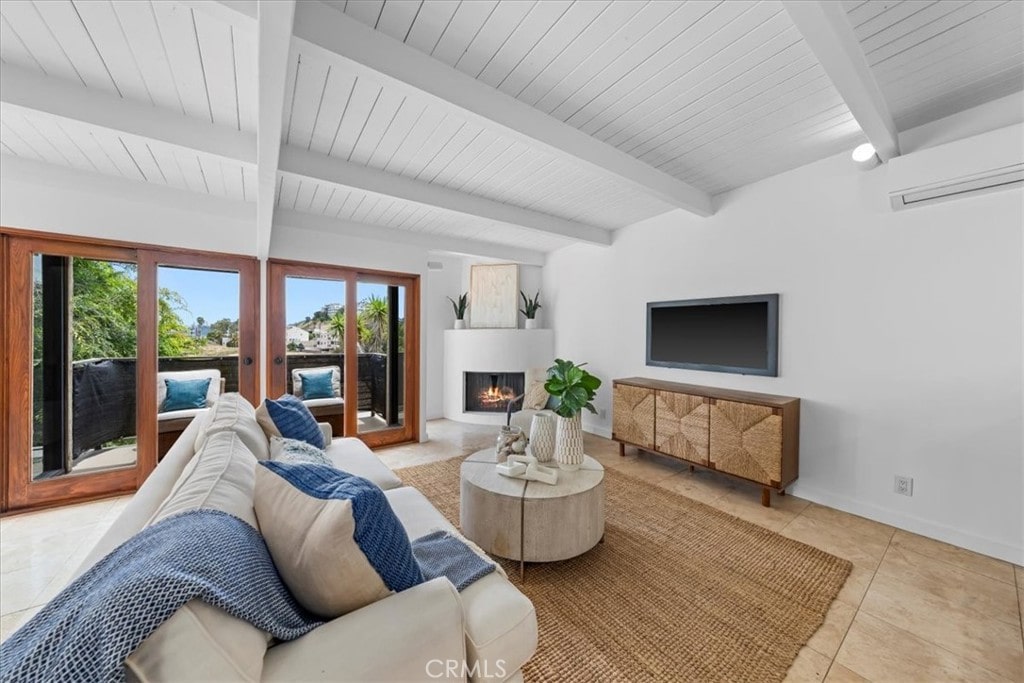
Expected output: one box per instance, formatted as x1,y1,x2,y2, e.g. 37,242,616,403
447,293,468,329
519,290,542,329
544,359,601,471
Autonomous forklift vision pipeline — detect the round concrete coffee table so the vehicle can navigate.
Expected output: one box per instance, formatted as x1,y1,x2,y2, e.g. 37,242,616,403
460,449,605,580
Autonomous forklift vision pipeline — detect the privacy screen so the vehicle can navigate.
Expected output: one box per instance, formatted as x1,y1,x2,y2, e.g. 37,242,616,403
647,296,778,376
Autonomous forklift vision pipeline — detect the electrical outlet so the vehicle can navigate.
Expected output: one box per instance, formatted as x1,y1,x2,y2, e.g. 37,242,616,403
894,475,913,497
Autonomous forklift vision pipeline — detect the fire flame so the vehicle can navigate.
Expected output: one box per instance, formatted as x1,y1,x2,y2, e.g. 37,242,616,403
477,385,516,407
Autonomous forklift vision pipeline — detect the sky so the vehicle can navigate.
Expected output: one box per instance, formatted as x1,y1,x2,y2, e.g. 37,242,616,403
158,267,403,325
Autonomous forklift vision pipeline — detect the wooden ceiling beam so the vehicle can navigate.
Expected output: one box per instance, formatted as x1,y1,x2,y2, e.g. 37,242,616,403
0,64,255,164
278,146,612,246
274,209,547,267
783,0,900,161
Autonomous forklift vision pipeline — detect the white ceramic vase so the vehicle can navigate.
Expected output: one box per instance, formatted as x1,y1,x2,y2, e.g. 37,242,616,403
524,318,538,330
554,414,584,471
529,414,555,463
454,319,466,329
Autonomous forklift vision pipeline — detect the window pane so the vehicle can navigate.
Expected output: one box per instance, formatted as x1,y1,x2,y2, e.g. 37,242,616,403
32,255,138,479
156,266,240,456
356,281,405,434
284,276,345,435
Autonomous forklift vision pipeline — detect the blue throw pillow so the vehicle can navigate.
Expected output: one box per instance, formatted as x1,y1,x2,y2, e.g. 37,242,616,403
263,394,325,449
161,377,211,412
299,370,334,399
253,461,424,617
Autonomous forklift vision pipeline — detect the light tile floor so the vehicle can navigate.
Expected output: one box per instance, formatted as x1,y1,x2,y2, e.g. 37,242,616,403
2,419,1021,681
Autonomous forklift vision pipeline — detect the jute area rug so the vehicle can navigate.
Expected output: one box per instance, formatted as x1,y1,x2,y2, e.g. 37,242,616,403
396,456,852,683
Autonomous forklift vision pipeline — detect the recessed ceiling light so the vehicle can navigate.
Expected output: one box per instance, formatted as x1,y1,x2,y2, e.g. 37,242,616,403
851,143,876,163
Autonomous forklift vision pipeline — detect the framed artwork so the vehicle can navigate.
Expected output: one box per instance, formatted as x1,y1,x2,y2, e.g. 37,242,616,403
469,264,519,328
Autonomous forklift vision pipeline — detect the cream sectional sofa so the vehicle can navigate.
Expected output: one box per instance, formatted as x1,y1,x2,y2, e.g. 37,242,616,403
75,394,537,682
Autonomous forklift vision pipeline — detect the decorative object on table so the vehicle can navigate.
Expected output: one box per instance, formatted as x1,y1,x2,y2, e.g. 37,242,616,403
529,413,555,463
519,290,542,329
469,263,518,328
495,454,559,485
545,358,602,471
495,424,526,463
447,293,468,329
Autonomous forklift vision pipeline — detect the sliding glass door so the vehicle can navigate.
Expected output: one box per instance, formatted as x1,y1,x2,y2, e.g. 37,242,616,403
4,236,148,509
1,231,259,512
268,261,419,448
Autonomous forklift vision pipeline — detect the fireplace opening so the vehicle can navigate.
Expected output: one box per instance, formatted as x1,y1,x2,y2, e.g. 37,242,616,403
464,372,525,413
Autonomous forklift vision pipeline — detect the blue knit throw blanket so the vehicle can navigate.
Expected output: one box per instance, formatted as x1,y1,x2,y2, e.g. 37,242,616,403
0,515,496,682
0,510,323,683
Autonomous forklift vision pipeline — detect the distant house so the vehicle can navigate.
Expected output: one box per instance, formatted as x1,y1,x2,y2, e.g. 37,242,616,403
286,326,310,344
324,303,343,316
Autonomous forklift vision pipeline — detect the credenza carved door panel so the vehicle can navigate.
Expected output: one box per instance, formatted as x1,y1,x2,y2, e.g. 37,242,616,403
709,400,782,485
655,391,709,465
612,384,655,449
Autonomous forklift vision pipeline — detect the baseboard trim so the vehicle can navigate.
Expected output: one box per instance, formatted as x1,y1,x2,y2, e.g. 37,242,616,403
580,423,1023,565
791,485,1023,565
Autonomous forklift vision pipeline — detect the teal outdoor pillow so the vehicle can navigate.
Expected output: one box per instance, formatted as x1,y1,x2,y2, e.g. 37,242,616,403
161,377,211,412
299,370,334,400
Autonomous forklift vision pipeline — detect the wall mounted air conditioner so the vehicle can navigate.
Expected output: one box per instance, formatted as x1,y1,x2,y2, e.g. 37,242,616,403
886,123,1023,211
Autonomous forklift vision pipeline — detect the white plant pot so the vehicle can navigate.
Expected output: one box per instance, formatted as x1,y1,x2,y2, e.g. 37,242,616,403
529,414,555,463
524,318,538,330
554,414,584,471
454,319,466,329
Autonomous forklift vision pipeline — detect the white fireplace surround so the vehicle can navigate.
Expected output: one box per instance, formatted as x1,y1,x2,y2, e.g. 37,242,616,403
443,329,555,425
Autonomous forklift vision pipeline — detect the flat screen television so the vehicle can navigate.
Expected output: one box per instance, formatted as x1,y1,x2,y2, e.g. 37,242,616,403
646,294,779,376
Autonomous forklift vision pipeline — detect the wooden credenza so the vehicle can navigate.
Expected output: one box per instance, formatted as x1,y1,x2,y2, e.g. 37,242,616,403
612,377,799,507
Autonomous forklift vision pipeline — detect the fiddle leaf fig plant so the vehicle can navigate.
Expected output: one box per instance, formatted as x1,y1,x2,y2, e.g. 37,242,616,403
519,290,542,319
544,358,602,418
447,293,468,321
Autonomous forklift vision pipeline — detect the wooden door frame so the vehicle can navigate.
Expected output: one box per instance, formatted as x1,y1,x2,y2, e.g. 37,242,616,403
267,258,420,448
1,227,262,513
4,234,144,510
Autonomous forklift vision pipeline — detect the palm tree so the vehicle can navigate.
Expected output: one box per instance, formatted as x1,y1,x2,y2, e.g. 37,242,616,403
328,310,345,350
359,295,389,354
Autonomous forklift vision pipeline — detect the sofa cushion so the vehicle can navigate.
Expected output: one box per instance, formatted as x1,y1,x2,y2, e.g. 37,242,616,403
326,437,402,490
254,462,423,619
128,430,270,682
196,393,270,461
161,377,212,412
125,599,268,683
261,395,325,449
269,436,332,466
385,486,538,678
148,430,259,529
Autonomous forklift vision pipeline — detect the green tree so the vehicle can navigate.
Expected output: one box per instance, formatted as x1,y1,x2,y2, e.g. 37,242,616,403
157,289,202,357
69,259,138,360
359,295,389,354
328,310,346,350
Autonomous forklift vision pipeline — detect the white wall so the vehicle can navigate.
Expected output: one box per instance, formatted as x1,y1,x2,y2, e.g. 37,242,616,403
0,157,256,254
543,152,1023,564
426,255,464,419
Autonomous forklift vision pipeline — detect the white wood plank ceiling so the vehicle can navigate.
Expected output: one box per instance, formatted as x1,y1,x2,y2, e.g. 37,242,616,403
843,0,1024,131
1,0,1021,258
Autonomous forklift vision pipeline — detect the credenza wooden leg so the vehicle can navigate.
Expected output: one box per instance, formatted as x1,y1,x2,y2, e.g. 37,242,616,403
761,487,771,508
618,441,625,457
689,464,695,472
779,489,786,496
